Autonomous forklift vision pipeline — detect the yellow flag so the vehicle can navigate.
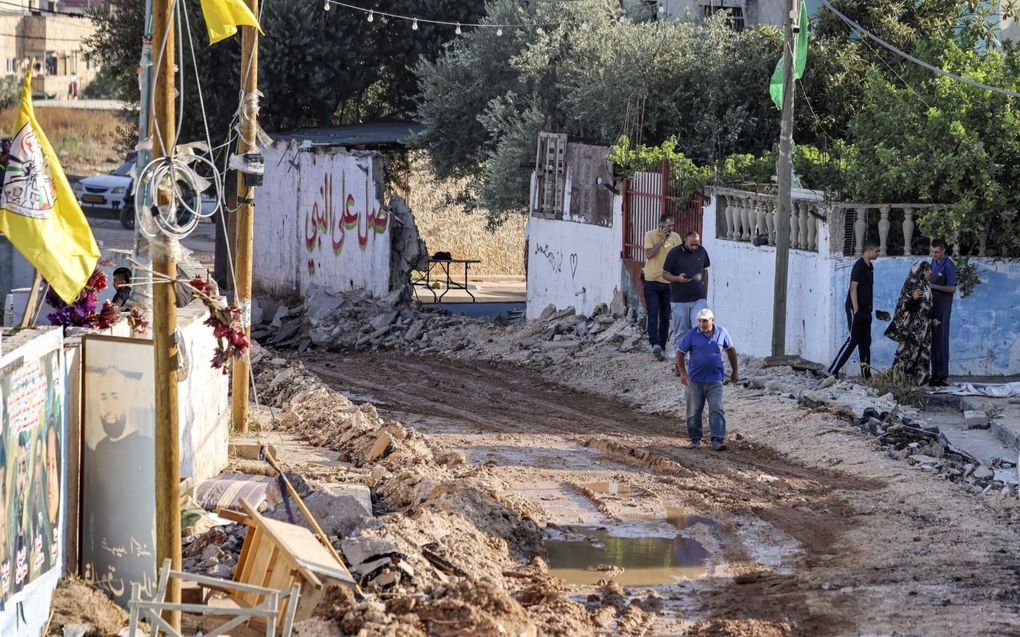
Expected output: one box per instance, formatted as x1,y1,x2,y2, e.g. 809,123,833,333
200,0,263,44
0,69,99,304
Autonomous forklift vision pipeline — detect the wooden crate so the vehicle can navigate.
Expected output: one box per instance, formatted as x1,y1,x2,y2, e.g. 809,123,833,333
217,498,357,622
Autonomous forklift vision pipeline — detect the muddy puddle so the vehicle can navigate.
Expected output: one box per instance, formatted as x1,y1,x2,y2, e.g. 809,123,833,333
545,525,714,586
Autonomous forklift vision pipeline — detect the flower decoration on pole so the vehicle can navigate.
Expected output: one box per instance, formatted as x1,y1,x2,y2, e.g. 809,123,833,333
45,267,123,329
189,277,250,372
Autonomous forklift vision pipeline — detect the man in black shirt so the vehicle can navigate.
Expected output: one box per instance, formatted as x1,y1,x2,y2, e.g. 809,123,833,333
827,240,880,379
662,231,711,348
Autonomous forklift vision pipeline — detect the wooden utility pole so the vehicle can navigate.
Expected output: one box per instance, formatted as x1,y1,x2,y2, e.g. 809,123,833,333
771,0,798,359
231,1,260,434
150,0,181,627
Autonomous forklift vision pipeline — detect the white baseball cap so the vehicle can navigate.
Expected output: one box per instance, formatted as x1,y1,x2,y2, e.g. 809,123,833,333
696,308,715,321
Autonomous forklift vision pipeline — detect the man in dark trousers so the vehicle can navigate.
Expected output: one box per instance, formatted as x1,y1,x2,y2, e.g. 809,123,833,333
927,238,956,386
828,240,880,379
642,213,682,360
663,231,710,349
676,308,738,451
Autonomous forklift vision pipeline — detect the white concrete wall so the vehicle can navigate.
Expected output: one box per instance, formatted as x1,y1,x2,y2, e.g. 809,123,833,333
257,141,390,298
702,192,838,362
176,303,229,481
526,196,624,319
704,192,1020,375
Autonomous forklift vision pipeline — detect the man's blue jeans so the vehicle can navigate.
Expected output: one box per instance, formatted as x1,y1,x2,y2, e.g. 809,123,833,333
670,298,708,348
686,380,726,444
643,280,671,348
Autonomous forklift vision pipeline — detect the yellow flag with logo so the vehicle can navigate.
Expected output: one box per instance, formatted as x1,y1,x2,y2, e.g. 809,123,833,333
200,0,263,44
0,69,99,304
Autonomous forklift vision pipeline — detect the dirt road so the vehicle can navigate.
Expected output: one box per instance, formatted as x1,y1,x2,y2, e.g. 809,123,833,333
305,352,1020,636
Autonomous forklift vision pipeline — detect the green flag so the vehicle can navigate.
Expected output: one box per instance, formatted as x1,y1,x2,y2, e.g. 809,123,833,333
769,1,809,109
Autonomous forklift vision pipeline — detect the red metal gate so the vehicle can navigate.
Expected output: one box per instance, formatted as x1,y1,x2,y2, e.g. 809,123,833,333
621,158,704,302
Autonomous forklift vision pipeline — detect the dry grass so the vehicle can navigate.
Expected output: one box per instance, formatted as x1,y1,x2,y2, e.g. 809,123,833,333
404,152,525,277
0,106,124,175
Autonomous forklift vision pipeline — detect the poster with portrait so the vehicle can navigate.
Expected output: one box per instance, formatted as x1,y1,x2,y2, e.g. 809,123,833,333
81,336,156,607
0,329,64,608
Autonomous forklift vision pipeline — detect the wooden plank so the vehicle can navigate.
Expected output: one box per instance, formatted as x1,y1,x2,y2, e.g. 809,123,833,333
18,271,42,328
216,507,254,526
241,539,275,607
235,526,260,585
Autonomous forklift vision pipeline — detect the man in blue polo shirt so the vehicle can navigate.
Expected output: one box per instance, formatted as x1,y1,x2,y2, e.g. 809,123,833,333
926,238,956,387
676,308,739,451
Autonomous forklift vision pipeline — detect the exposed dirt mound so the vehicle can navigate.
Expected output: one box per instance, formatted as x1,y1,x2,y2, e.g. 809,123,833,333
47,577,129,637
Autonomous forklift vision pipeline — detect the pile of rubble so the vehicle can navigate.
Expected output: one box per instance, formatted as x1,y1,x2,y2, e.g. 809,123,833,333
859,407,1018,497
252,284,649,368
179,351,660,635
740,363,1019,498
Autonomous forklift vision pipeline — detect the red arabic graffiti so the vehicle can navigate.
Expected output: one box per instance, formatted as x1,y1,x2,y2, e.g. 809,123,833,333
304,171,388,275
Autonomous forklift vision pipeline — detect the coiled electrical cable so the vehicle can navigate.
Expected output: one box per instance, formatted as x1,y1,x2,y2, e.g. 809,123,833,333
133,151,223,241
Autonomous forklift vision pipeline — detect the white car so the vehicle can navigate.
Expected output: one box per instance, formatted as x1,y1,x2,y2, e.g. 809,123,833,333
73,161,219,229
73,161,133,214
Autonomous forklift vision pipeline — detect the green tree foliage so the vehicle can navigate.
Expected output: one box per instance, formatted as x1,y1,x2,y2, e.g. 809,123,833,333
843,40,1020,256
83,0,484,145
415,1,783,223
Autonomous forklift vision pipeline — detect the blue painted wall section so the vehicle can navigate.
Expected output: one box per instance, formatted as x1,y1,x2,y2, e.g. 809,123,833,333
831,257,1020,376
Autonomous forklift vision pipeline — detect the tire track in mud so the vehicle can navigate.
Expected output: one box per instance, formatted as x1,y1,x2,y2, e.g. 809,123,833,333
301,351,1020,636
305,352,878,494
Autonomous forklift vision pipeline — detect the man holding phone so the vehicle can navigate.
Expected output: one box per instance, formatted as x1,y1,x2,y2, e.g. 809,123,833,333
663,231,711,349
643,213,682,360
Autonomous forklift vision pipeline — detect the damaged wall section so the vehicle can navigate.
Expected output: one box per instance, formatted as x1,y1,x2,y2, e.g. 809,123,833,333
258,140,390,298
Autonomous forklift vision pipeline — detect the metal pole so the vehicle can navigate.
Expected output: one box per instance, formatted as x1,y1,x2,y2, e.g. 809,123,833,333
132,0,154,329
150,0,181,627
231,1,259,434
771,0,797,358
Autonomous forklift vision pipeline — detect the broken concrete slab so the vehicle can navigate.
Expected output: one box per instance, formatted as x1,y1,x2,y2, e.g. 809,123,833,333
305,285,347,326
972,466,994,480
964,410,990,429
340,537,402,568
270,305,290,328
610,289,626,318
366,431,395,462
370,310,399,331
265,488,376,538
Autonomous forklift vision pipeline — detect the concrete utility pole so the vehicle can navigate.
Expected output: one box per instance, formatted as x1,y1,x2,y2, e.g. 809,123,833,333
150,0,181,626
771,0,798,359
231,0,260,434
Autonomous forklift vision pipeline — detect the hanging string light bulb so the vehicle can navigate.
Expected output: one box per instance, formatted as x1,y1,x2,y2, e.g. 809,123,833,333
496,27,503,36
323,1,330,11
455,22,461,34
412,17,418,30
367,9,374,21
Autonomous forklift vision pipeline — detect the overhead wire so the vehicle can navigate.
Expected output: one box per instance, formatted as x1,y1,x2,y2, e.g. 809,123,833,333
325,0,569,29
819,0,1020,99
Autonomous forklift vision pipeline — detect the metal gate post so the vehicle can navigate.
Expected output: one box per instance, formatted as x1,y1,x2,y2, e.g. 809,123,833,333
621,177,631,259
659,157,670,218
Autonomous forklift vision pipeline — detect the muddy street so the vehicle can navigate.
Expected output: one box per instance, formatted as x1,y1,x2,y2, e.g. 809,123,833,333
303,351,1020,636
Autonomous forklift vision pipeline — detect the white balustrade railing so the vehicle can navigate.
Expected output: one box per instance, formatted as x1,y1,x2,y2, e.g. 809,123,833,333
712,188,980,257
712,187,823,252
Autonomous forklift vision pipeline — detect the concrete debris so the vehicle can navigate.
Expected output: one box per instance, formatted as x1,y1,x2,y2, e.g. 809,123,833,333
853,407,1017,497
241,350,611,633
387,194,429,303
964,410,990,429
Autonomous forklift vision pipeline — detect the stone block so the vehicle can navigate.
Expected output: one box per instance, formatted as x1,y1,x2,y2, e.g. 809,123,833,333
367,431,395,462
964,410,990,429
